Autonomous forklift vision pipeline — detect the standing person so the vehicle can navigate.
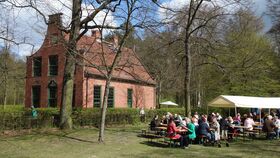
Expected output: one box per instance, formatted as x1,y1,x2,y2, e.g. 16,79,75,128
194,112,199,121
274,116,280,139
227,116,235,141
30,106,38,128
263,115,276,139
216,113,222,122
31,106,38,118
140,107,145,122
220,117,229,140
212,117,220,141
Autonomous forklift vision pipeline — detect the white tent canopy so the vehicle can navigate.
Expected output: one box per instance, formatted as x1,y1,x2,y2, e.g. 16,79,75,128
160,101,178,106
208,95,280,109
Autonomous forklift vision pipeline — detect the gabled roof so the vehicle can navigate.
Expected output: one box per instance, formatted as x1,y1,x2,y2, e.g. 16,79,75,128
77,35,156,85
27,12,156,86
208,95,280,109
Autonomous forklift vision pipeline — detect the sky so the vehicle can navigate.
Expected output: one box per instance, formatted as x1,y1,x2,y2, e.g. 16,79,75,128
253,0,272,31
0,0,274,57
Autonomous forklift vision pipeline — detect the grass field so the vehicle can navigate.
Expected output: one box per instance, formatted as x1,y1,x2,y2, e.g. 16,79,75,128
0,125,279,158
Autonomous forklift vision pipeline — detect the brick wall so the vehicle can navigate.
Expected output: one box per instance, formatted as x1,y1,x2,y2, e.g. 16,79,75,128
82,78,156,109
25,13,156,109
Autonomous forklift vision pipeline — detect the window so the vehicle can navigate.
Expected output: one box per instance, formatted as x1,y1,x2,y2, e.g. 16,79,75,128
48,81,57,107
33,57,42,77
49,55,58,76
127,89,133,108
32,85,40,108
107,87,114,108
93,85,102,108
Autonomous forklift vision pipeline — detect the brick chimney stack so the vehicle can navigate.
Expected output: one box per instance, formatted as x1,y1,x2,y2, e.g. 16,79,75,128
91,30,101,41
42,13,63,46
48,13,63,25
113,35,119,47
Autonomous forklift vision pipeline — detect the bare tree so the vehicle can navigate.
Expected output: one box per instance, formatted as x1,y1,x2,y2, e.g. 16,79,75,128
152,0,247,117
1,0,156,142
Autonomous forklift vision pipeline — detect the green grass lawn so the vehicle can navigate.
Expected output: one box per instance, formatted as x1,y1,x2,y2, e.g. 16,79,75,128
0,125,279,158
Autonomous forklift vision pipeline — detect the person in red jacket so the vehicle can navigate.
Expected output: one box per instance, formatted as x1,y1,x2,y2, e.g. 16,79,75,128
167,117,188,148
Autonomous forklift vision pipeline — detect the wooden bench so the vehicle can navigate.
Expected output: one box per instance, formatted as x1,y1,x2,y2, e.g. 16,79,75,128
198,135,208,145
145,133,164,142
141,129,164,142
163,136,181,147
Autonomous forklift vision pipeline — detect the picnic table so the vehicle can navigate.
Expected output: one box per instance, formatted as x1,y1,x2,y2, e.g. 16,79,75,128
160,123,168,127
234,125,260,141
155,126,167,131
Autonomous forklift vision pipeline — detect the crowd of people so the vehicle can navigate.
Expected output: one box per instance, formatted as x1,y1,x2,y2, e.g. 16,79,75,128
149,111,280,149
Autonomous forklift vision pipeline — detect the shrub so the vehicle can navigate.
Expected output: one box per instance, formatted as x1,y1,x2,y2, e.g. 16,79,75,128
1,105,222,131
0,107,59,131
72,108,140,127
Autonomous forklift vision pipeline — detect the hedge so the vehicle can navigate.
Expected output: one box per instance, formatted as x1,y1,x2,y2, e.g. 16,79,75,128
0,105,226,131
0,107,59,130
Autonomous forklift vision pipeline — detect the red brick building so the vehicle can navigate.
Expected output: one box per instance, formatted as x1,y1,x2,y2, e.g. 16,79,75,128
25,14,156,109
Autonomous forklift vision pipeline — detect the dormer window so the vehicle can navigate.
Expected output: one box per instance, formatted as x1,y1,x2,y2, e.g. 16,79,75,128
49,55,58,76
33,57,42,77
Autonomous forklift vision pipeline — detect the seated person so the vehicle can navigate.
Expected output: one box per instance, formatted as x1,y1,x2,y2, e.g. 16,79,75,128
150,115,160,131
227,116,235,140
174,114,181,126
187,117,196,141
233,113,241,125
181,117,187,127
161,115,168,125
244,115,255,131
198,117,215,142
167,117,188,149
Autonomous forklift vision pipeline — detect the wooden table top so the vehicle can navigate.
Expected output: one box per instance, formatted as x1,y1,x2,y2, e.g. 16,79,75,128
155,126,167,130
234,125,247,129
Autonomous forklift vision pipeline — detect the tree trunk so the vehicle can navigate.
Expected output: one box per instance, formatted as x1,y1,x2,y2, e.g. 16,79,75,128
156,80,162,109
59,0,82,129
13,86,17,106
59,56,75,129
98,78,111,142
184,37,192,118
3,78,7,109
3,54,7,109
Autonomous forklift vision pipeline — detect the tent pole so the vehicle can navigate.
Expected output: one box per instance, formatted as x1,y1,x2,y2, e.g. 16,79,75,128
260,108,262,123
235,106,237,117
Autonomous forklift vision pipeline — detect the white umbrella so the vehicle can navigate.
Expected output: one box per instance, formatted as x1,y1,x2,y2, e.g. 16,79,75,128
160,101,178,106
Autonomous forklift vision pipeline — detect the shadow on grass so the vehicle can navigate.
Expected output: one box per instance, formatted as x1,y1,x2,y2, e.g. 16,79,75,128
25,129,99,144
61,135,97,143
140,140,169,148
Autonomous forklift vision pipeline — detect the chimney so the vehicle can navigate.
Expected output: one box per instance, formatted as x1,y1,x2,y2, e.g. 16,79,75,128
48,13,62,26
113,35,119,47
43,13,63,46
91,30,101,41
